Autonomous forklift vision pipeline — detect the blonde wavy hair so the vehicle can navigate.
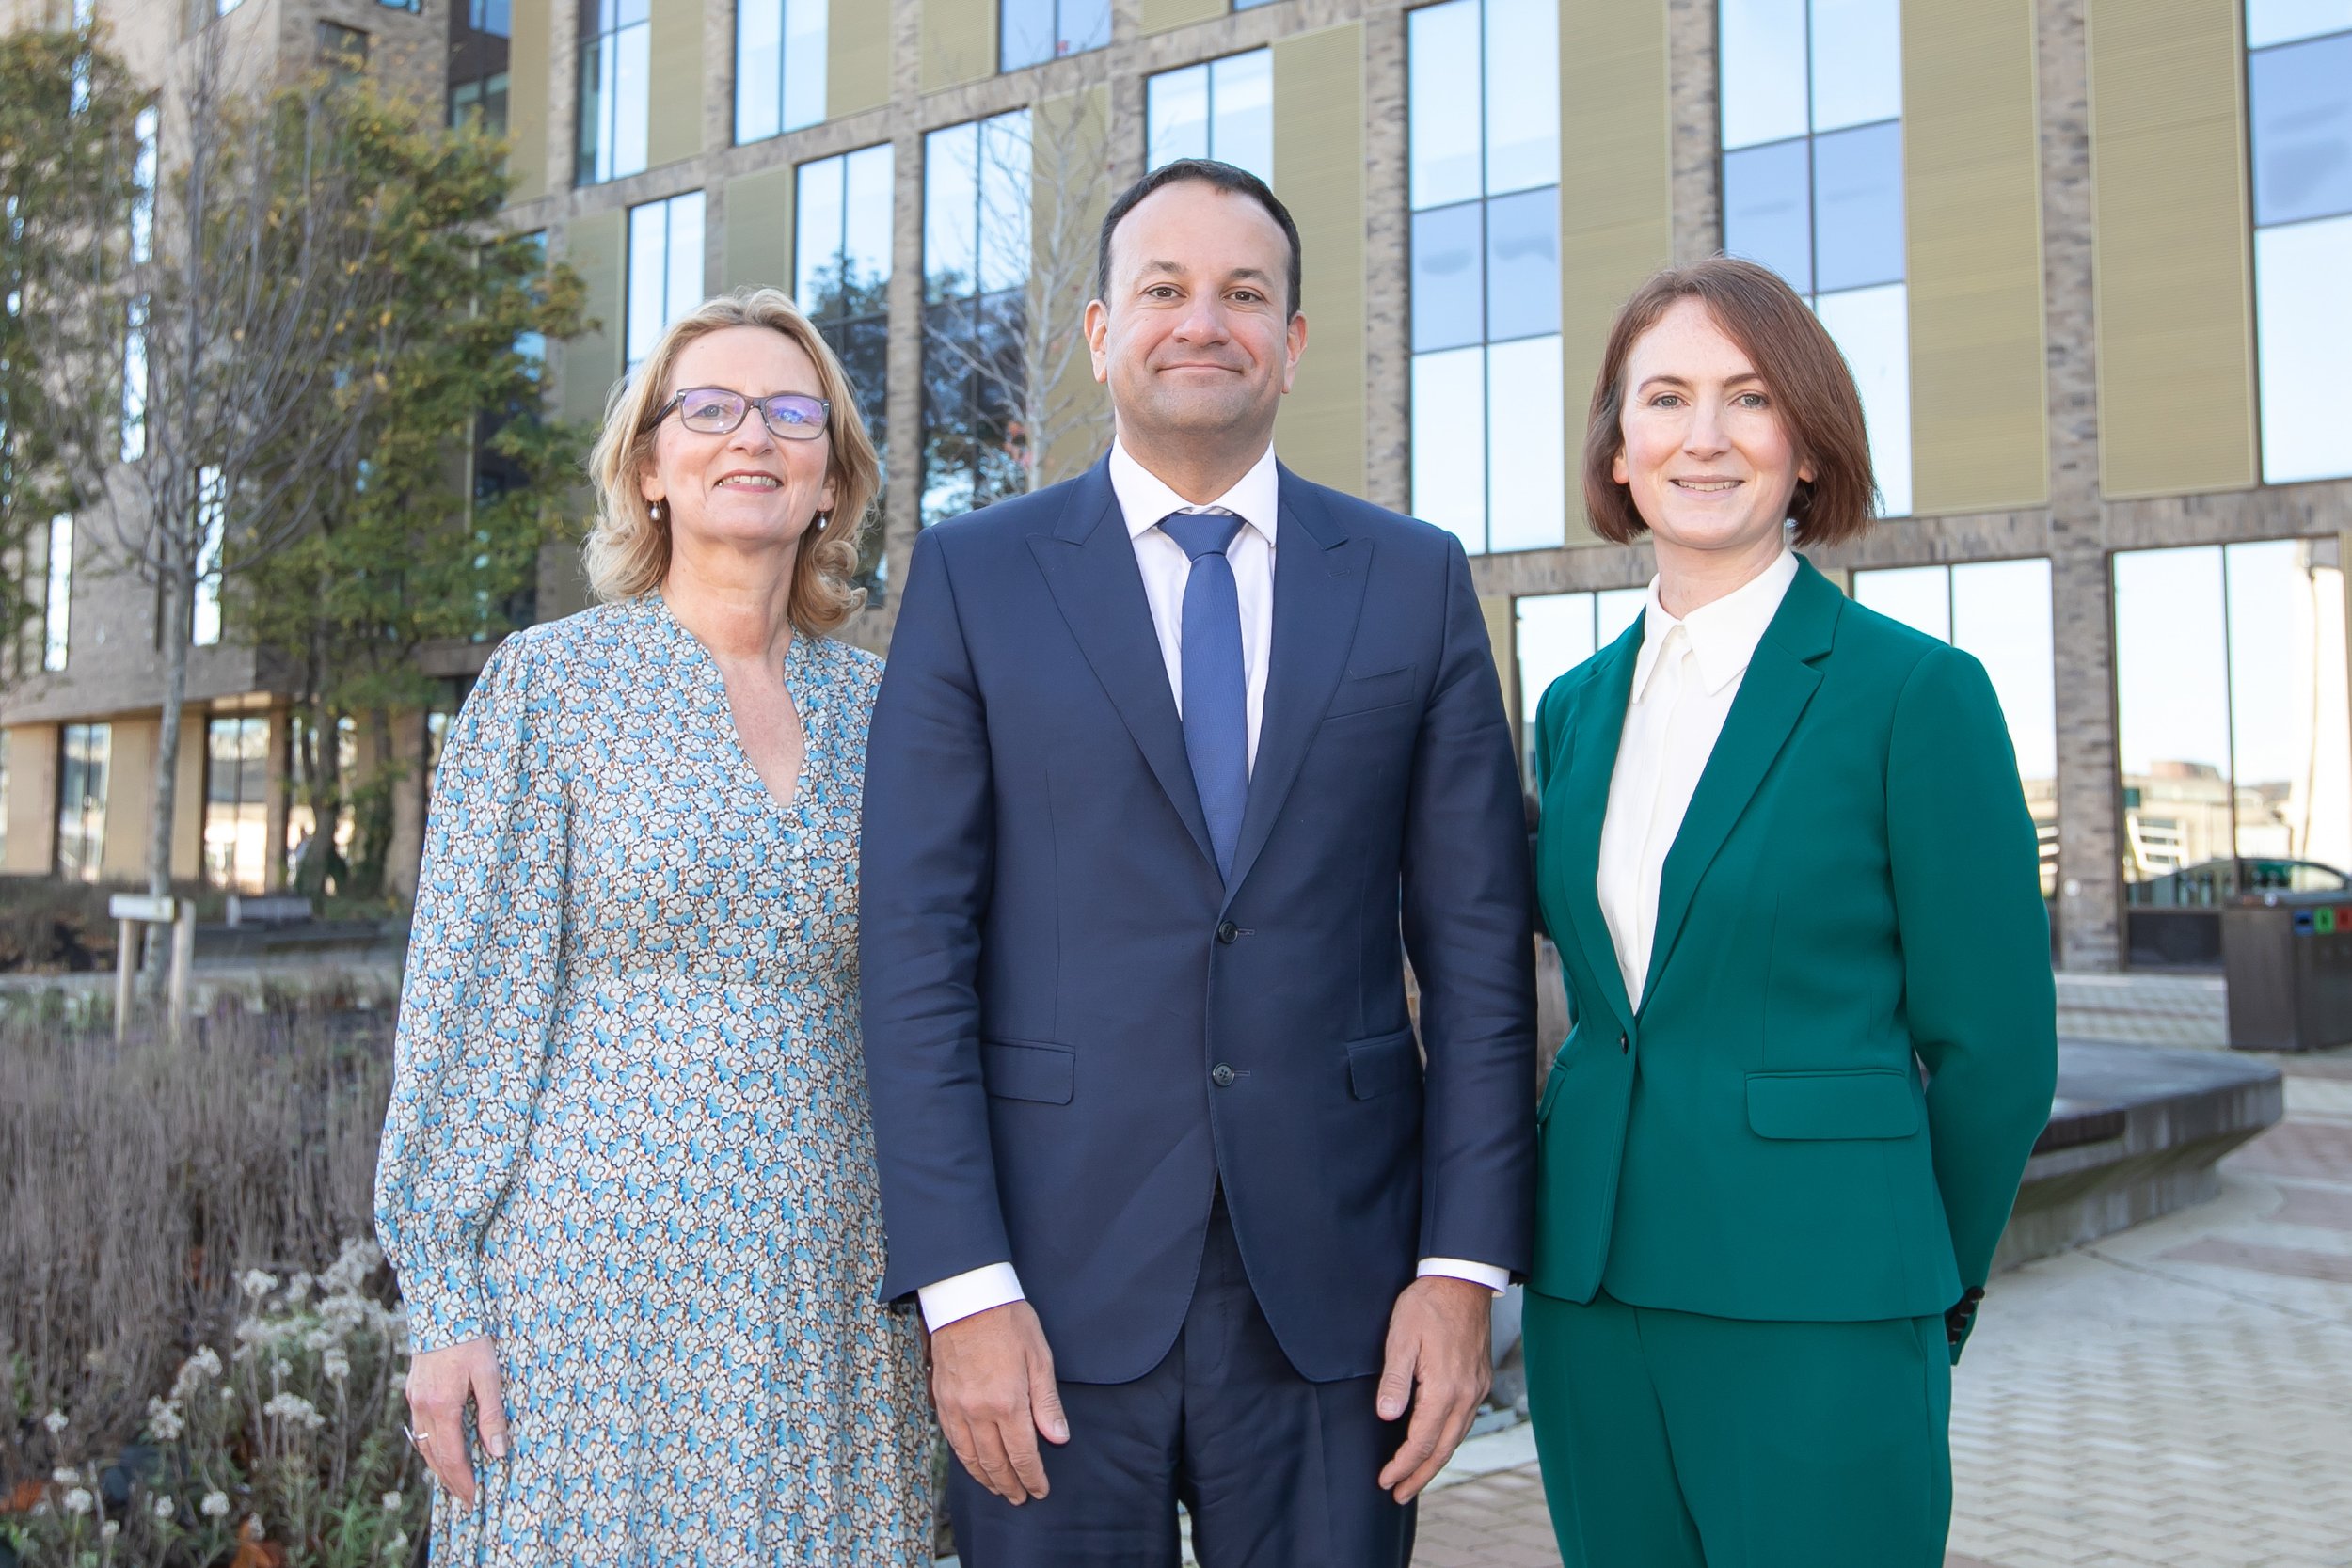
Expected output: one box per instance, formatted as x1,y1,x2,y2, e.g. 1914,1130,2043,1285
583,288,880,634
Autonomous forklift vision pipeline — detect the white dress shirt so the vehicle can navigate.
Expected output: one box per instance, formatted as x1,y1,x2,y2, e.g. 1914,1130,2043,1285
1597,547,1799,1012
915,442,1507,1332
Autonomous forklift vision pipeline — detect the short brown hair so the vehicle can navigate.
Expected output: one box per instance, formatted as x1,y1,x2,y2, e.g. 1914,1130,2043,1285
583,288,879,636
1581,257,1877,547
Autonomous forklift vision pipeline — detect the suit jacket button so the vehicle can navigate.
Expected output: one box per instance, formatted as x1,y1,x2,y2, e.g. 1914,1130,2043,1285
1212,1063,1236,1087
1619,1032,1629,1053
1216,921,1240,944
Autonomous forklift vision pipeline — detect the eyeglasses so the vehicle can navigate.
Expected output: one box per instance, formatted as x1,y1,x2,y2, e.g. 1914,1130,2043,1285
649,387,832,441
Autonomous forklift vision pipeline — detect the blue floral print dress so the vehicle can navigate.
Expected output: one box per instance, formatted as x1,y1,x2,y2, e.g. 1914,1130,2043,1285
374,594,929,1566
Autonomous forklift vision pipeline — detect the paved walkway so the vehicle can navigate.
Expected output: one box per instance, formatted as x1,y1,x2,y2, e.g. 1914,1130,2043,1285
1415,985,2352,1568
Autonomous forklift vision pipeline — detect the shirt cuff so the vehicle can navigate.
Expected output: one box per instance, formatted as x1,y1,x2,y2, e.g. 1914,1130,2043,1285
1417,1257,1511,1294
916,1263,1026,1332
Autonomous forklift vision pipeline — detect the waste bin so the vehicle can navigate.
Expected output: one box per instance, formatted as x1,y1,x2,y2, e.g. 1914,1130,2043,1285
2222,892,2352,1052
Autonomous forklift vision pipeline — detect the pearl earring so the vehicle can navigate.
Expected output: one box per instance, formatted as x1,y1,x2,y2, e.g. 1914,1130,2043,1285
813,512,828,532
649,499,663,523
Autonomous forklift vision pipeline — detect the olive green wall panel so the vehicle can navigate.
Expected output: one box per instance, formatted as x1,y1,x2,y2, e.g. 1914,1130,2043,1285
1558,1,1672,545
505,0,550,202
1271,23,1366,497
921,0,997,93
1141,0,1226,34
2088,0,2257,499
645,0,707,168
828,0,893,118
1905,0,2049,515
563,208,628,426
1031,86,1115,485
723,166,797,294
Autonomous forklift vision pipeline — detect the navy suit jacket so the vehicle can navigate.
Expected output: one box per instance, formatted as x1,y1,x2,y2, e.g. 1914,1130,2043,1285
860,456,1536,1385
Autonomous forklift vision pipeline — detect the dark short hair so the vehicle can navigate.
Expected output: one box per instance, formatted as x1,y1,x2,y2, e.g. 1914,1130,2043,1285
1095,159,1303,318
1582,256,1878,547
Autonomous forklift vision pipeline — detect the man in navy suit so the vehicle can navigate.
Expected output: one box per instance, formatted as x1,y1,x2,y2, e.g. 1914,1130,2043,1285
861,159,1536,1567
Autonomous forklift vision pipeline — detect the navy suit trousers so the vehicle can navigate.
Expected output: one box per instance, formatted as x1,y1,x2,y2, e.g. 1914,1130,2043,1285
947,1192,1416,1568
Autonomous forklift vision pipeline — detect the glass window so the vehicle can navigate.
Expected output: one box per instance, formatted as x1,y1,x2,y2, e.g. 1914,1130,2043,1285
193,466,225,647
579,0,649,185
1723,138,1812,294
119,296,148,463
1719,0,1909,515
2255,214,2352,483
737,0,826,146
284,714,358,891
130,106,157,266
318,23,370,81
1810,119,1904,293
1812,281,1912,517
472,0,513,35
797,144,894,526
2249,32,2352,228
923,112,1031,525
1718,0,1808,152
625,190,705,374
1146,51,1272,184
203,715,270,892
1856,558,2059,894
2249,0,2352,48
2249,16,2352,483
1001,0,1110,72
1408,203,1484,354
2113,539,2352,899
43,514,72,673
1512,589,1648,776
56,723,108,882
1407,0,1562,555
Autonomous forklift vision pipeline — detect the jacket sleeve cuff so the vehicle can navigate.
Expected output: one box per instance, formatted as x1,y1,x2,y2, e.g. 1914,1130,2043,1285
397,1259,490,1354
917,1262,1026,1332
1417,1257,1511,1294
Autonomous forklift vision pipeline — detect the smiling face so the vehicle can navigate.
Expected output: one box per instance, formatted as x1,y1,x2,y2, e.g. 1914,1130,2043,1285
1611,295,1814,564
639,325,836,561
1087,179,1306,452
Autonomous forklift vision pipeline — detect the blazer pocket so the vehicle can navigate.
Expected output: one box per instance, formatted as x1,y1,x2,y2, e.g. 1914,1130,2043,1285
979,1040,1075,1105
1536,1031,1581,1125
1745,1069,1920,1141
1346,1027,1422,1100
1324,665,1416,720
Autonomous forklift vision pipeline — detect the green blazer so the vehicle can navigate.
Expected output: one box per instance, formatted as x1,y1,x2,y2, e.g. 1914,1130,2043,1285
1528,557,2056,1338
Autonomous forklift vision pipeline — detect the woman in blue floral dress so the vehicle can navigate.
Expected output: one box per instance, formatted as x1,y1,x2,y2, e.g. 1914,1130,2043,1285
374,290,930,1564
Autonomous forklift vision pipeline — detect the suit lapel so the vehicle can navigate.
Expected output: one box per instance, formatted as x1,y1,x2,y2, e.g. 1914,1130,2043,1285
1027,458,1218,872
1222,468,1368,902
1553,618,1643,1031
1639,558,1843,1006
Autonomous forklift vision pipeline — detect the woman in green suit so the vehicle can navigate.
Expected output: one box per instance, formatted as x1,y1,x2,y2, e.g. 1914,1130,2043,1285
1522,257,2057,1567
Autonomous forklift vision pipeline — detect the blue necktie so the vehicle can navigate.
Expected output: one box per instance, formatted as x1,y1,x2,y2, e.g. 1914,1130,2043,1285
1160,511,1248,882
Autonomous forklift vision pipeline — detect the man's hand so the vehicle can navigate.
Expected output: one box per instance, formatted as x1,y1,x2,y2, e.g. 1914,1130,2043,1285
405,1336,508,1506
1375,1276,1493,1503
929,1300,1070,1505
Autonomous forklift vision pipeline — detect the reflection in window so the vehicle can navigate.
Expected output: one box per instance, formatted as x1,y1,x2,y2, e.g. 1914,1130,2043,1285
625,190,705,375
922,112,1030,526
1511,588,1645,777
193,466,225,646
799,144,894,585
1001,0,1110,72
2249,8,2352,483
203,715,270,892
1719,0,1910,515
2113,538,2351,902
579,0,649,186
56,722,108,882
1854,559,2059,896
450,0,512,135
738,0,825,146
285,714,358,891
119,296,149,463
130,107,157,265
1407,0,1562,556
43,515,72,673
1146,50,1272,184
318,23,370,82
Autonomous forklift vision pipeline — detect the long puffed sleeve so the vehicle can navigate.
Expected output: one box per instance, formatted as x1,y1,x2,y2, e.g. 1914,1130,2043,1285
373,631,569,1351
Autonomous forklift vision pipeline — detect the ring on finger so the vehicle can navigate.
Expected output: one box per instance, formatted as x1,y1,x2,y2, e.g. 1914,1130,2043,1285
403,1424,433,1451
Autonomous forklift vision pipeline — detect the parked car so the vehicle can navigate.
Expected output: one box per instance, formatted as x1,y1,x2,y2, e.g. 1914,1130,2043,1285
2127,857,2349,909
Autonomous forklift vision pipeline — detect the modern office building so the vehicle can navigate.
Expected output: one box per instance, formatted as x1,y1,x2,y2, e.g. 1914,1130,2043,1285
2,0,2346,977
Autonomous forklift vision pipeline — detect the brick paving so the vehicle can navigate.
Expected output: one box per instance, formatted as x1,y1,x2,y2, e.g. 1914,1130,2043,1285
1413,981,2352,1568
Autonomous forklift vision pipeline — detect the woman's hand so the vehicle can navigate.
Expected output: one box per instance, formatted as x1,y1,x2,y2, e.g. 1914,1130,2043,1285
405,1336,509,1505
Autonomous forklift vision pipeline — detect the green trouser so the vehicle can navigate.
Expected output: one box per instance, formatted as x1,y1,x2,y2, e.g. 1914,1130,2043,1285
1522,1289,1952,1568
